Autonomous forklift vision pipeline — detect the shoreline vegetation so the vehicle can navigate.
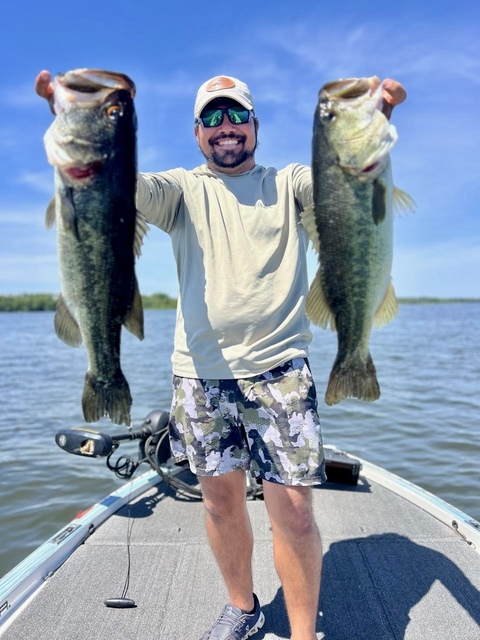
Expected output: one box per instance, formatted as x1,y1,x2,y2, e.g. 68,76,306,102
0,293,177,312
0,294,479,312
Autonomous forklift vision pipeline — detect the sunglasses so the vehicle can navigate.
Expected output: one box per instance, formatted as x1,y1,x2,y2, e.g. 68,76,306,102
195,106,254,128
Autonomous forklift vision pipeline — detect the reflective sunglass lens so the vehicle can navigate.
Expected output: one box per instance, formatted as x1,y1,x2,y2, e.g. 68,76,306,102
200,107,251,127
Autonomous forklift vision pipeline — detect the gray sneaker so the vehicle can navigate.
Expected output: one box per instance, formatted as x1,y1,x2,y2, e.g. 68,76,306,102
199,593,265,639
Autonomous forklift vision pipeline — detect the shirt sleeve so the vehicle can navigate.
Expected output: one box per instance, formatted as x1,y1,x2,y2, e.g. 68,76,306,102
136,169,185,234
290,163,313,212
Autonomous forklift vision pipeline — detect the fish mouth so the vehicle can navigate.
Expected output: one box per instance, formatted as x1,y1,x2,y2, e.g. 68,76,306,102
323,76,380,101
321,76,386,117
57,69,135,97
53,69,135,115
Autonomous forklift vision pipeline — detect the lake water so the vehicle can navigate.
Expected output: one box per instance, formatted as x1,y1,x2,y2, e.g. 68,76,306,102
1,305,479,578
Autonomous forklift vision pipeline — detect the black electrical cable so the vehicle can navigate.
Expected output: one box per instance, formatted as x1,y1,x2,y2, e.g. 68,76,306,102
106,443,139,480
144,431,203,499
104,489,136,609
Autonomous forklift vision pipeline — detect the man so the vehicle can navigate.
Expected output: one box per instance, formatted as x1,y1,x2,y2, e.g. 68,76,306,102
36,71,406,640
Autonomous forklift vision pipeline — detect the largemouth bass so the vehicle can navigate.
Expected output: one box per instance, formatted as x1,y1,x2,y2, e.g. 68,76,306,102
44,69,147,426
302,76,414,405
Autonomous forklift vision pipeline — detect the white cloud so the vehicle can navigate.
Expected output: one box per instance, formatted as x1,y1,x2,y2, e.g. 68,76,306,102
16,171,54,195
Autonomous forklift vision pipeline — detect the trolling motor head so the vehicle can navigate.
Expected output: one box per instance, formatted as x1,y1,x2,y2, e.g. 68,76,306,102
55,410,170,458
55,428,114,457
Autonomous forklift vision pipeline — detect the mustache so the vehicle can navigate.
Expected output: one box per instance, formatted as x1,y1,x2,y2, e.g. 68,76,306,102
208,132,247,145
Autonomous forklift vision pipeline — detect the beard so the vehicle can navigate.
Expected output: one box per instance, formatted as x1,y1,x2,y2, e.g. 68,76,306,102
201,132,258,169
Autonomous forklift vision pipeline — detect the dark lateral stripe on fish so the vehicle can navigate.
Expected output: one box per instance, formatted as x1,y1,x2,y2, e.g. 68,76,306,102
372,179,387,225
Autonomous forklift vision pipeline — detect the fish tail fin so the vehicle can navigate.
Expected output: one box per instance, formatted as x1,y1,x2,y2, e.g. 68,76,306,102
325,352,380,406
82,371,132,426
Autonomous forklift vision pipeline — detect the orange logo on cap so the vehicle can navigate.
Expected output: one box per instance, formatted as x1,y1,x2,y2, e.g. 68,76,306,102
206,77,236,92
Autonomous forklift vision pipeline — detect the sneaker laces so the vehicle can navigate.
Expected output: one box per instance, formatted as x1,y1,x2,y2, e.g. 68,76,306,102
215,603,246,632
212,604,253,638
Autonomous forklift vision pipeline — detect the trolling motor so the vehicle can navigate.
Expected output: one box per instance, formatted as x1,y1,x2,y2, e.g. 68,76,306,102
55,410,208,498
55,410,266,498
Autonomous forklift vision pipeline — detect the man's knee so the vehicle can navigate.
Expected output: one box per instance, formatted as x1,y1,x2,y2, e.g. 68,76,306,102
199,470,247,520
263,482,318,538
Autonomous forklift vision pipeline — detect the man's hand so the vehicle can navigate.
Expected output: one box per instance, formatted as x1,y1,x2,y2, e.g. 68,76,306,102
381,79,407,120
35,70,55,114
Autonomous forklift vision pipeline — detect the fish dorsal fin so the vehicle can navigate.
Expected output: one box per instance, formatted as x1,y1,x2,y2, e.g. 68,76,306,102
124,277,144,340
45,196,56,229
300,204,321,254
134,210,149,258
373,281,399,328
54,295,82,347
306,269,336,331
393,187,416,216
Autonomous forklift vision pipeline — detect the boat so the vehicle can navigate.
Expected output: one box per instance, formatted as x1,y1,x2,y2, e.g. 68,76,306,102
1,410,479,639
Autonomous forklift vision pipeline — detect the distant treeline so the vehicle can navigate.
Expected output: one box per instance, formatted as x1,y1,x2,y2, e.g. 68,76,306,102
0,293,177,312
397,297,480,305
0,293,478,312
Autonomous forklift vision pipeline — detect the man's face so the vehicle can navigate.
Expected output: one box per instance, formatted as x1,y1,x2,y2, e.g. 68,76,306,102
195,99,258,174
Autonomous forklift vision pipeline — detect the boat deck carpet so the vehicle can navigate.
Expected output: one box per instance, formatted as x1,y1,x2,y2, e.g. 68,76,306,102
3,475,480,639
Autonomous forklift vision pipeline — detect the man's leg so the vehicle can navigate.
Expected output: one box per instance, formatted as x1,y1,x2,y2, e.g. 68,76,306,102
199,469,255,612
262,480,322,640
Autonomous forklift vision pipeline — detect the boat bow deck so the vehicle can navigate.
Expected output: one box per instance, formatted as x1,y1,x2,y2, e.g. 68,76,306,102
2,470,480,639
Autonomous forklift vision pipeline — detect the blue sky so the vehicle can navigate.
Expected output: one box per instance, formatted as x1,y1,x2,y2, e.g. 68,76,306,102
1,0,479,298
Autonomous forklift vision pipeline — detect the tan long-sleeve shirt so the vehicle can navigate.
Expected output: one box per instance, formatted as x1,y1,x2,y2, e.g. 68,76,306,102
136,162,313,379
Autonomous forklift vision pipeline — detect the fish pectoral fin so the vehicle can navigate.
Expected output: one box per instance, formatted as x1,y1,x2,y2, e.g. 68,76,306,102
373,281,399,328
134,210,149,258
300,204,321,254
123,278,144,340
54,295,82,347
59,187,79,239
306,269,336,330
45,196,56,229
393,186,416,216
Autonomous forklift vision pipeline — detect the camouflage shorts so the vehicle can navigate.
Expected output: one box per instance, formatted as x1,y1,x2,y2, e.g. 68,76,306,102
169,358,326,486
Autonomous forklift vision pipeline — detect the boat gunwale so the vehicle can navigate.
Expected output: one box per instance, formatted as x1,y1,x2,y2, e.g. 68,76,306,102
345,448,480,553
0,469,162,632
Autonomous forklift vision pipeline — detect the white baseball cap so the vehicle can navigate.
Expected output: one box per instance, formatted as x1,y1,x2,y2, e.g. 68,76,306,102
194,75,255,119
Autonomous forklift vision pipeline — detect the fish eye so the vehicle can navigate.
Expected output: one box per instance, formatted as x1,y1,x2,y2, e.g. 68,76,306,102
106,104,123,120
319,103,335,123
